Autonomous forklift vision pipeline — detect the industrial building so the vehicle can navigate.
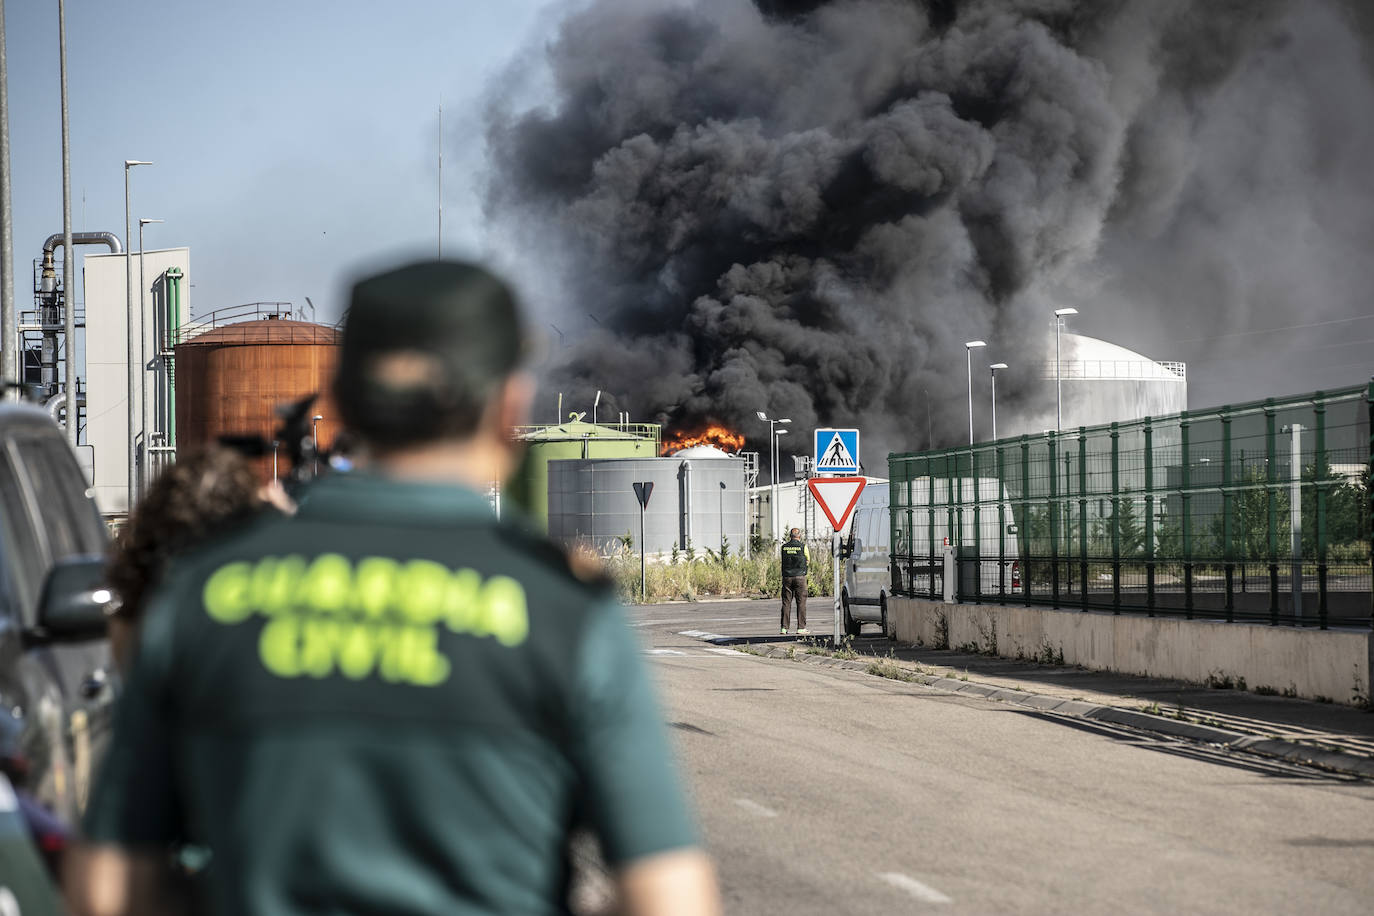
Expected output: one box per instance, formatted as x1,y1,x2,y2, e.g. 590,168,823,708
79,245,193,514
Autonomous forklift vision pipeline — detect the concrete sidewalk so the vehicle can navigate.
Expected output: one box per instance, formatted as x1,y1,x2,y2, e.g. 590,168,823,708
695,626,1374,778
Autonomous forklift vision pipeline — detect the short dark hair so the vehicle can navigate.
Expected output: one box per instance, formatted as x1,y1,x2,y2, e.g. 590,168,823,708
333,260,527,449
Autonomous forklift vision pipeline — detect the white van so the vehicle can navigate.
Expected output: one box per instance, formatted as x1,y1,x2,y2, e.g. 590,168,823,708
841,478,1020,637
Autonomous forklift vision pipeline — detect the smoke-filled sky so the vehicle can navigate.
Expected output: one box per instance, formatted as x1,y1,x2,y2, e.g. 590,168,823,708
485,0,1374,460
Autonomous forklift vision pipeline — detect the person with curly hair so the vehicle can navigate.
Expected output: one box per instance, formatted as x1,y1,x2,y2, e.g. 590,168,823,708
104,446,289,673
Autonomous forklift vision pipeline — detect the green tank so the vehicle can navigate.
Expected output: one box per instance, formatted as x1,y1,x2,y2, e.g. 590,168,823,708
507,421,660,530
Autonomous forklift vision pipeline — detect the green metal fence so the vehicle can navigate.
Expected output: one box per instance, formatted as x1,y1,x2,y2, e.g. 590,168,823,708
888,382,1374,628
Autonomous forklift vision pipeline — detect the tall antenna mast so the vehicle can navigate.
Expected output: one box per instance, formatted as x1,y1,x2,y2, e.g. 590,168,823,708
437,102,443,259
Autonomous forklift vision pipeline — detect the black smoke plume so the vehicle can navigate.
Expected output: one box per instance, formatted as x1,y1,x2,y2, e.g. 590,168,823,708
485,0,1374,464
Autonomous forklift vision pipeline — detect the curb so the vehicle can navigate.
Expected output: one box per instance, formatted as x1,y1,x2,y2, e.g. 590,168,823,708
687,635,1374,780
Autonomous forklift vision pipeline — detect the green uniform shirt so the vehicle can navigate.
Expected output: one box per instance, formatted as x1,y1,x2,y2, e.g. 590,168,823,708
780,538,807,577
85,472,696,915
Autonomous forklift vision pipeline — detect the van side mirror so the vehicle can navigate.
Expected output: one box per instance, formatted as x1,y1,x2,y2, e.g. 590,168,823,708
31,556,112,643
840,535,855,559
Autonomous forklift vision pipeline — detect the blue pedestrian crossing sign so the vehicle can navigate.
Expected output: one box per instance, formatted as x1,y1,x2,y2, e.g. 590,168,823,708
813,428,860,475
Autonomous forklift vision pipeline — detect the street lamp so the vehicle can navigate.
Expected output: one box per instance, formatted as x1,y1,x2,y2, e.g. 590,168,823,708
312,414,324,475
964,340,986,445
138,217,163,492
989,363,1008,441
1053,307,1078,432
757,411,791,540
124,159,151,507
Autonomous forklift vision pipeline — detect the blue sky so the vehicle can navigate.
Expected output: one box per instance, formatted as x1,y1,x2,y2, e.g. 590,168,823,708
6,0,553,321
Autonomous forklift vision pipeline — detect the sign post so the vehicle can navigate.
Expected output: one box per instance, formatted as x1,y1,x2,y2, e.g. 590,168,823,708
632,482,654,603
808,476,867,646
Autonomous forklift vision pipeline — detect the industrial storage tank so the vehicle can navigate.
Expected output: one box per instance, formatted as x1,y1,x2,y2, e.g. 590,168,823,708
508,420,660,531
547,452,748,556
174,316,341,482
1001,332,1188,438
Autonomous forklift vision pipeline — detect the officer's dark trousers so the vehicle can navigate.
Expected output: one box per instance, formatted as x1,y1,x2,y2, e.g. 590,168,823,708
780,576,807,630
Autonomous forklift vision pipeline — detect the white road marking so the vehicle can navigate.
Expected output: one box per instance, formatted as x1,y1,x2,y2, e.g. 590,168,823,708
733,798,778,818
703,647,750,656
877,872,952,904
645,649,687,655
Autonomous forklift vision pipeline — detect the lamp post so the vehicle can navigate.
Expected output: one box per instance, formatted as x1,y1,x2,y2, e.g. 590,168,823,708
124,159,151,507
137,217,162,492
1053,307,1078,432
774,428,789,539
964,340,986,445
989,363,1007,441
312,414,324,475
592,389,601,427
756,412,791,540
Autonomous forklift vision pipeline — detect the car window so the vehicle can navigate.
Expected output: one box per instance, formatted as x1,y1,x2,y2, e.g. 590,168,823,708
10,436,105,559
0,447,43,619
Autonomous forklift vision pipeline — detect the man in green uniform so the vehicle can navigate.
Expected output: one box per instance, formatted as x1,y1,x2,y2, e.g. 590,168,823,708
779,528,808,635
69,261,720,916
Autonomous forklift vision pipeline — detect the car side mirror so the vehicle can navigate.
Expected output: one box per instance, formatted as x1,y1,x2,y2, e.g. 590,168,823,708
32,556,112,643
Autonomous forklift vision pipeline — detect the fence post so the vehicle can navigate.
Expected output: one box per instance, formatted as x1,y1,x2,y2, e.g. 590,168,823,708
1078,427,1089,610
905,472,914,597
1266,401,1279,624
1049,432,1060,606
1021,436,1031,603
1368,379,1374,630
1144,417,1156,616
928,460,937,599
971,448,982,603
1315,393,1328,629
997,443,1007,603
1182,413,1194,619
1111,422,1121,614
1222,411,1234,622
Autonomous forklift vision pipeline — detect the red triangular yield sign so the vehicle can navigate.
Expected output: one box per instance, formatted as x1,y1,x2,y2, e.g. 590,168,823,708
807,477,867,531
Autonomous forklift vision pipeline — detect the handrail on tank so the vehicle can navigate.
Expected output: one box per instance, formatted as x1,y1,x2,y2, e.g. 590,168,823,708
171,301,343,346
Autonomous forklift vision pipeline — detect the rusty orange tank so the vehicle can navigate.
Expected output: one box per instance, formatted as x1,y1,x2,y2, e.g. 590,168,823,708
174,316,342,484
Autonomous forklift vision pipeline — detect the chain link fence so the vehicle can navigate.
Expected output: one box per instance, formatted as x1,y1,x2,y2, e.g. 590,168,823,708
889,382,1374,628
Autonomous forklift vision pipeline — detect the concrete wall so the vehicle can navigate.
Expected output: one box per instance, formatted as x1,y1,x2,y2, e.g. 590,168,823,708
889,596,1373,706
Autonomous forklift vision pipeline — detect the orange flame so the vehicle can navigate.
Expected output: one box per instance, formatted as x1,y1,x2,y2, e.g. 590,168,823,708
662,425,746,455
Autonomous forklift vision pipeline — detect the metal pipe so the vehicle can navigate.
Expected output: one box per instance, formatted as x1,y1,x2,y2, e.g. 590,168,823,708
58,0,74,443
46,389,83,419
0,0,14,399
42,231,122,254
165,267,182,451
680,460,692,551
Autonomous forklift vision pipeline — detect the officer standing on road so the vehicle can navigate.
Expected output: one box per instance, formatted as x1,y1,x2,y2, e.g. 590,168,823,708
69,260,721,916
780,527,808,635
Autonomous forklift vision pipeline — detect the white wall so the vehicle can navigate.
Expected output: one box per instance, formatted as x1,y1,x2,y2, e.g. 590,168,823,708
83,248,191,515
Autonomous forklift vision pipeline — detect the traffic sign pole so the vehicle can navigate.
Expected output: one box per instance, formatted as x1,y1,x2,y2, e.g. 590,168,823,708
833,531,842,647
632,482,654,603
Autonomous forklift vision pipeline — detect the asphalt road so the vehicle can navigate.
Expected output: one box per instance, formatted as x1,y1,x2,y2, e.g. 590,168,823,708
633,599,1374,915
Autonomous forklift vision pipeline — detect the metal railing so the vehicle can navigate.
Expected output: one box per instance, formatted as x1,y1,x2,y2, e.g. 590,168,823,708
889,382,1373,629
172,302,337,347
1040,359,1187,380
